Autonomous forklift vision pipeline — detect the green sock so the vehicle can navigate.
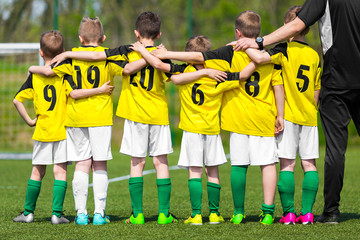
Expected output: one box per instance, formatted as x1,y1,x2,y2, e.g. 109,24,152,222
52,180,67,217
261,203,275,216
231,166,247,215
156,178,171,217
129,177,143,217
301,171,319,214
24,179,42,215
188,178,202,217
277,171,295,214
207,182,221,214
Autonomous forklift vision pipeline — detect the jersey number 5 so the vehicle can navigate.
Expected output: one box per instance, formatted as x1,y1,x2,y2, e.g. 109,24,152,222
296,65,310,93
43,85,56,111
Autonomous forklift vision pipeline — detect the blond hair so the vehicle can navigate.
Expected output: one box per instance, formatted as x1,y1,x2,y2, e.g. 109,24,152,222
40,30,64,59
185,35,211,52
235,11,261,38
78,17,104,44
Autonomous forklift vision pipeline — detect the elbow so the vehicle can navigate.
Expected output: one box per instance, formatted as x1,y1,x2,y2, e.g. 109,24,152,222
13,99,19,106
170,77,181,85
69,91,80,100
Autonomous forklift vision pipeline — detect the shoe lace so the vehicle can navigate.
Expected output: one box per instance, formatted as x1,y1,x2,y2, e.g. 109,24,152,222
259,210,264,218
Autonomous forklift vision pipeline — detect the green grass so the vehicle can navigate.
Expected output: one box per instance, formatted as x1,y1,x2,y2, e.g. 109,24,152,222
1,146,360,239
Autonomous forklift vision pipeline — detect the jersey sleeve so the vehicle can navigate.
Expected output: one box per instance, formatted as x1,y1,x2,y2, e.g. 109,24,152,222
169,63,188,74
297,0,327,27
202,46,234,71
271,64,283,86
63,74,78,96
14,74,34,102
52,59,73,78
105,45,132,61
268,42,288,65
315,62,322,90
107,59,128,76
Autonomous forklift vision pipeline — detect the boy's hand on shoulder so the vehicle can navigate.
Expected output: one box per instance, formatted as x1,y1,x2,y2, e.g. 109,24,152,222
274,116,284,136
50,52,68,67
130,41,147,53
100,81,114,95
205,69,227,82
151,47,168,59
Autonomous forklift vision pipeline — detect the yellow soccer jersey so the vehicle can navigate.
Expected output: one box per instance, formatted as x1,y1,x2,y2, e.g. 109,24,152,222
14,73,71,142
269,41,321,126
106,45,172,125
53,46,127,127
173,64,240,135
202,46,283,137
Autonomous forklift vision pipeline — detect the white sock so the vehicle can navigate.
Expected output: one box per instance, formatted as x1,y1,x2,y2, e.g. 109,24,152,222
93,170,109,216
72,171,89,215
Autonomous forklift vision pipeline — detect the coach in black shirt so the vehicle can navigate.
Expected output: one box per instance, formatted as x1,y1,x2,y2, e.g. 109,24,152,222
234,0,360,224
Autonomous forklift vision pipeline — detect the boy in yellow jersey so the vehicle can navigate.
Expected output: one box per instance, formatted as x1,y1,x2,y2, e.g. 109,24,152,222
13,31,72,224
244,6,321,225
49,12,177,225
152,11,285,225
130,36,256,225
29,17,144,225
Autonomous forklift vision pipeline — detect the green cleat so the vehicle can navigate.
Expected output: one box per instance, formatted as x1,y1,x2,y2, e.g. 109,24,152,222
230,214,245,224
259,212,274,225
209,213,224,224
184,214,203,225
157,213,178,224
125,213,145,225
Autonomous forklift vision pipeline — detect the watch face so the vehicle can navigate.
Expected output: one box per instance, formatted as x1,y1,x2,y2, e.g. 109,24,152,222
256,37,263,43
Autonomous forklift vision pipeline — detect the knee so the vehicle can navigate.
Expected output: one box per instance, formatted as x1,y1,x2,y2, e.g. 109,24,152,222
132,157,146,168
153,155,168,168
301,159,317,172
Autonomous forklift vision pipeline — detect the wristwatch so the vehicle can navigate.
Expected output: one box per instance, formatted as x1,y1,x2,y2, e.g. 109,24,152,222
255,37,264,51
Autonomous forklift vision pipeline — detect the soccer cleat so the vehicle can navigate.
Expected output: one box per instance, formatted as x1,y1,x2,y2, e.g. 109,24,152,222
184,214,203,225
315,213,339,224
51,214,70,224
296,212,314,225
125,213,145,225
75,213,90,225
93,213,110,225
230,214,245,224
157,213,178,224
209,213,224,224
259,212,274,225
279,212,296,225
13,212,34,223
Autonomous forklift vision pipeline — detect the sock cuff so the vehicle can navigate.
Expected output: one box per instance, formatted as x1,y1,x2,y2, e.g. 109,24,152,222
261,203,275,211
129,177,144,184
156,178,171,186
279,171,294,176
232,165,248,169
74,170,89,177
54,179,67,187
188,178,202,183
93,170,108,176
28,179,42,187
207,181,221,189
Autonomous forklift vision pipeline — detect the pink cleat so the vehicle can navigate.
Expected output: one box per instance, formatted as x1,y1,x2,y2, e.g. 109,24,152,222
279,212,296,225
296,212,314,225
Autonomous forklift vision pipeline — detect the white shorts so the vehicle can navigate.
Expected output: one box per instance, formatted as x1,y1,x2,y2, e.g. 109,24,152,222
277,120,319,160
66,126,112,162
32,140,67,165
120,119,173,157
230,132,278,166
178,131,227,169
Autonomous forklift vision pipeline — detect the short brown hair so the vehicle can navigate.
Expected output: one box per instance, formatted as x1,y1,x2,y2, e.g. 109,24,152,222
135,11,161,39
234,11,261,38
284,6,309,36
40,30,64,59
78,17,104,44
185,35,211,52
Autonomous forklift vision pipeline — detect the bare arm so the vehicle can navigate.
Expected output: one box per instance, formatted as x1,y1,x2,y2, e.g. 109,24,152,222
123,58,148,75
245,49,271,64
229,17,306,51
151,47,204,63
69,81,114,99
51,51,107,67
315,89,320,105
13,99,37,127
170,68,227,85
28,66,55,76
273,84,285,136
130,42,171,72
238,61,257,80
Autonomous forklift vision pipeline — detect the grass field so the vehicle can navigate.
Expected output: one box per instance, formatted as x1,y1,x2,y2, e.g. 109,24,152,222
1,146,360,239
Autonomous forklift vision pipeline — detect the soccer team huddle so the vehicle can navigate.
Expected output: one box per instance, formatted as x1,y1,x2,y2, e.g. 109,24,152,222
13,6,321,226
